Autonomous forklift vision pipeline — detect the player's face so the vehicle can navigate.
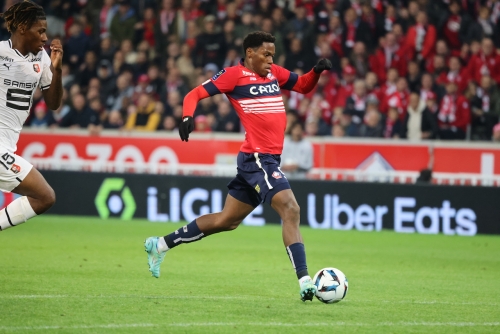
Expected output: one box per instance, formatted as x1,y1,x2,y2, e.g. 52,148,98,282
252,42,275,77
23,20,48,54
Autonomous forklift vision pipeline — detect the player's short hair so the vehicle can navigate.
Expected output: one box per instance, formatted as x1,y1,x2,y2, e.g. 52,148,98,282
243,31,275,54
0,0,46,33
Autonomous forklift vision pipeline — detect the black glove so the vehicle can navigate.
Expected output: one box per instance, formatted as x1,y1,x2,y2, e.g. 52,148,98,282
313,58,332,74
179,116,194,142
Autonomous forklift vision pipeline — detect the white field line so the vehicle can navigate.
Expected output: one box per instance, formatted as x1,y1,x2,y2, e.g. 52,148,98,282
0,322,499,331
1,295,498,306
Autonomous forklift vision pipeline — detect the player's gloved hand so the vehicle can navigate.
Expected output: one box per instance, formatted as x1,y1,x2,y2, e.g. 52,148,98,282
179,116,194,142
313,59,332,74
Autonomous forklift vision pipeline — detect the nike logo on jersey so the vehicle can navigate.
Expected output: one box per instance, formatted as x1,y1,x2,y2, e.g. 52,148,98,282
2,63,11,70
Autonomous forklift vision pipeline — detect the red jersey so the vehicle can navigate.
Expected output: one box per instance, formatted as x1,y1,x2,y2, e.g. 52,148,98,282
201,61,312,154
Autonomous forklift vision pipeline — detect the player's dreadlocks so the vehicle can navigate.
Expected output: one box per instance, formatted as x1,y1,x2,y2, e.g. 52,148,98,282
243,31,276,53
0,0,46,33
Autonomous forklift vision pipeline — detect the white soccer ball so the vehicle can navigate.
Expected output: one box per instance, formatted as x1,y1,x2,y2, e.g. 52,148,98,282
313,267,348,304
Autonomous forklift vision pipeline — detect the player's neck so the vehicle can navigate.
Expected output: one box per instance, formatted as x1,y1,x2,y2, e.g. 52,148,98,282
243,59,257,75
10,36,29,56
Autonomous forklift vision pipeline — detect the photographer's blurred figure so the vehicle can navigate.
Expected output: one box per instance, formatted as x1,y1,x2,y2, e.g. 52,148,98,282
281,122,313,179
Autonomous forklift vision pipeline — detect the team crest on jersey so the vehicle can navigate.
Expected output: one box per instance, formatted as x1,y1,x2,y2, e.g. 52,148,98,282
33,64,40,73
211,69,226,81
272,171,282,179
267,73,275,80
10,164,21,174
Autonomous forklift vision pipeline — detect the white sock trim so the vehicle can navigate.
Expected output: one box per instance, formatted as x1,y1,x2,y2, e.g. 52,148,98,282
299,276,312,286
157,237,169,252
0,196,37,231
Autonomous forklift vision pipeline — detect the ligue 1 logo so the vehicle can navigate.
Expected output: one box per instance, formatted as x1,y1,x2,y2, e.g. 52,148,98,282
33,64,40,73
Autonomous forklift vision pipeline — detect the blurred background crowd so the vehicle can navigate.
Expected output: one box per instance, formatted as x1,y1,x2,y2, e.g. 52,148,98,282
2,0,500,142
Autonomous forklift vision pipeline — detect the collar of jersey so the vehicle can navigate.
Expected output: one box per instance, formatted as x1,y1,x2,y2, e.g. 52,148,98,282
8,39,30,59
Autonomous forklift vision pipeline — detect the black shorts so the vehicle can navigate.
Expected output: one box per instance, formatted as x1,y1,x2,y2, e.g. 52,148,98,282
227,152,291,208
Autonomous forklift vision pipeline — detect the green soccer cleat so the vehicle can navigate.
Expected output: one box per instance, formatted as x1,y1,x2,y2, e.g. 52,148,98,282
144,237,166,278
299,278,317,302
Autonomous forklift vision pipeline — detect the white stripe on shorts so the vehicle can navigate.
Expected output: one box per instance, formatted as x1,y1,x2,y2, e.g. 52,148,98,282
254,153,273,190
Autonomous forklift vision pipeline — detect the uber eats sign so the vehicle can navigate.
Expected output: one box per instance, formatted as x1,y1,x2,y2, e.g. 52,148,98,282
41,171,500,236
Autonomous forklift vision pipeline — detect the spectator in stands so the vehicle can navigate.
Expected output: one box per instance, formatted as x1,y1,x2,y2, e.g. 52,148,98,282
344,79,368,123
467,6,496,42
370,32,406,82
109,0,137,46
125,93,161,131
438,81,470,140
384,105,403,139
60,93,101,129
342,7,371,55
98,37,116,62
382,77,409,119
284,38,314,72
356,108,383,138
360,1,385,50
436,56,468,94
425,91,439,114
78,51,98,89
192,15,227,70
234,11,255,47
281,122,313,179
111,74,134,111
335,65,356,107
402,92,438,140
405,11,437,63
304,116,320,136
65,22,90,71
194,115,212,133
31,101,56,128
468,38,500,85
350,42,370,78
103,110,124,129
283,5,315,48
213,100,240,133
439,1,470,52
98,0,118,39
470,75,500,140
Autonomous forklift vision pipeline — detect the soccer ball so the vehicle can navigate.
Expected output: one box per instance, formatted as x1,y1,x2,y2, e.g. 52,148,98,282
313,267,348,304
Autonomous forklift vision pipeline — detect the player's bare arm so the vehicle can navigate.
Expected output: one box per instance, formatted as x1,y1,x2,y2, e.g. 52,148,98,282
42,39,63,110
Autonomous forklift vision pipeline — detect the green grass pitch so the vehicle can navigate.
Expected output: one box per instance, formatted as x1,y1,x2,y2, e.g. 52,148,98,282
0,215,499,333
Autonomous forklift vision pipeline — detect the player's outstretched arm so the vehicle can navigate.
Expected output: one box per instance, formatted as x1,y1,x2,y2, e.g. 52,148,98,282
290,58,332,94
179,85,210,142
42,39,63,110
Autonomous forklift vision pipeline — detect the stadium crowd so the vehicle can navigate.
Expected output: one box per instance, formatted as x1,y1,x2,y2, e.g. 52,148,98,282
2,0,500,141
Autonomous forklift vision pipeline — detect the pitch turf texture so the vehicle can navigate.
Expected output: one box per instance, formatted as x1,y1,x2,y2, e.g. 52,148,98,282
1,216,499,333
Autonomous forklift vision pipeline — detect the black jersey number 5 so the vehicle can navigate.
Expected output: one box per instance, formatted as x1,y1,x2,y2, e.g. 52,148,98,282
6,88,32,111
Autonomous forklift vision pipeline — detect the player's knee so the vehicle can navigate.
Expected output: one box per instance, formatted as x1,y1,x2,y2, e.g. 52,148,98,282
282,201,300,223
41,186,56,211
216,217,241,231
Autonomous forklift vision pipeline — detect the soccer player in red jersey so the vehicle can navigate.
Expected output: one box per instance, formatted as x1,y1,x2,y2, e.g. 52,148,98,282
145,32,331,301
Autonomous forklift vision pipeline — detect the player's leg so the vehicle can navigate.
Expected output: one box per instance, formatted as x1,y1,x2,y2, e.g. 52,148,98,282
145,193,255,278
270,188,316,301
159,193,255,249
0,161,55,231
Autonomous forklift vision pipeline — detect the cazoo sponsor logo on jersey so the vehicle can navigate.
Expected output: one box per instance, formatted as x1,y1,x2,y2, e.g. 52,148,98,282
249,83,280,95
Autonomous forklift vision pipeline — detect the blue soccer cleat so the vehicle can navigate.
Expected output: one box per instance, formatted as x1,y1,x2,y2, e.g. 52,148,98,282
299,277,317,302
144,237,166,278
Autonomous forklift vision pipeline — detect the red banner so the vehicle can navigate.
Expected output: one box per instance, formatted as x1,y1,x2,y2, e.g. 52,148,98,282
16,131,500,174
